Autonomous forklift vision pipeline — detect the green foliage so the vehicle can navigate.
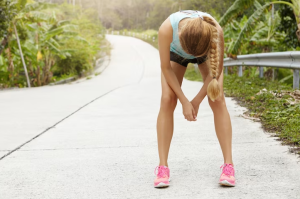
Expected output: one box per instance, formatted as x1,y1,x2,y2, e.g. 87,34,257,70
0,0,17,53
277,0,300,49
0,1,105,88
185,0,236,16
55,50,91,77
184,64,203,82
277,68,293,85
221,0,300,55
184,66,300,148
219,0,256,27
223,74,300,147
229,2,272,54
117,29,159,48
52,0,235,30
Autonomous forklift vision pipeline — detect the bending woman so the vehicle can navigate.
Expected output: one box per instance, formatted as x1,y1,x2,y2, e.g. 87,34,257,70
154,10,235,188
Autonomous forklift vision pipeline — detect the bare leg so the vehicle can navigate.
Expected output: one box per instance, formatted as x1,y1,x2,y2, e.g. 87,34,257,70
157,62,186,167
198,64,233,166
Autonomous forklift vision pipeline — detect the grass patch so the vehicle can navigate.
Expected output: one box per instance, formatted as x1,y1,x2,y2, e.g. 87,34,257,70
184,64,203,82
185,66,300,153
53,73,76,82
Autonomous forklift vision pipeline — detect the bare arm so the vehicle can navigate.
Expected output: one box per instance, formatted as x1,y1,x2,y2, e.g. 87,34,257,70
158,18,196,121
158,18,189,104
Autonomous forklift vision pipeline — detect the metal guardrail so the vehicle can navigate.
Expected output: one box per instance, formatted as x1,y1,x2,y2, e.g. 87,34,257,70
109,32,300,89
222,52,300,89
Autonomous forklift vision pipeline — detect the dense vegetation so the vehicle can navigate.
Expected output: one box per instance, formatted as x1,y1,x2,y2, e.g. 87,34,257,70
119,0,299,85
183,65,300,152
50,0,236,30
0,0,105,88
118,0,300,151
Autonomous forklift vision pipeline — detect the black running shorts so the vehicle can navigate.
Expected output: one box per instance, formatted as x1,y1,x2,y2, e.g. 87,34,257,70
170,51,207,67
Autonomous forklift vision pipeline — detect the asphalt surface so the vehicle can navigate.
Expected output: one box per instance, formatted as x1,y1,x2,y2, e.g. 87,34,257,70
0,35,299,199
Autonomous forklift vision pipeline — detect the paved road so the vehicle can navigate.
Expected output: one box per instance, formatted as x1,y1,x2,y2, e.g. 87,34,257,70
0,35,299,199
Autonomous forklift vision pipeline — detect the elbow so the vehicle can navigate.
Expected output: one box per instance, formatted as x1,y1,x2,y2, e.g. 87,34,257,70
160,65,172,76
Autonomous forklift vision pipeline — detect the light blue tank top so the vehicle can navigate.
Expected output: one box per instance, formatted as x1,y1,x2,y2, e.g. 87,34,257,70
169,10,214,59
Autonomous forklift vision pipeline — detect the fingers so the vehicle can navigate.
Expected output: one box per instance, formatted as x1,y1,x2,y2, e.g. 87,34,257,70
182,102,197,122
192,109,197,121
184,112,197,121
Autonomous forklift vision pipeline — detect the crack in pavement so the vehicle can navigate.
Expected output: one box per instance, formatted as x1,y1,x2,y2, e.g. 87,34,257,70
17,146,141,151
0,39,146,162
0,87,121,161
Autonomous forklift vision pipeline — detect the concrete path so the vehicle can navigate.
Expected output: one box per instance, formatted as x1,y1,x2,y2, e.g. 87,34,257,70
0,35,299,199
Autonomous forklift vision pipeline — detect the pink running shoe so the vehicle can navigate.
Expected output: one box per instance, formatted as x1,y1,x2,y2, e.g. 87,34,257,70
219,163,235,186
154,165,170,188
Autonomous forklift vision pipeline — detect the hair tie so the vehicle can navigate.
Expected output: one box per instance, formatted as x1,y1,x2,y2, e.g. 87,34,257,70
213,77,216,79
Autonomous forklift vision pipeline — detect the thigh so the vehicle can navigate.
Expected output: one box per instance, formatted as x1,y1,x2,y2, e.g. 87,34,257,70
198,62,224,95
161,61,187,98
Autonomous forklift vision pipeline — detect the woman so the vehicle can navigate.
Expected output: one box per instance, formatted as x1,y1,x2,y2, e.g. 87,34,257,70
154,10,235,188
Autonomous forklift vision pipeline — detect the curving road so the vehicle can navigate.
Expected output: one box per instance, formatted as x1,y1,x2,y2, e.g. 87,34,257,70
0,35,299,199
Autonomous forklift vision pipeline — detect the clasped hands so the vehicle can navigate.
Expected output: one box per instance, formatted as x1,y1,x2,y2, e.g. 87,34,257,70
182,99,200,122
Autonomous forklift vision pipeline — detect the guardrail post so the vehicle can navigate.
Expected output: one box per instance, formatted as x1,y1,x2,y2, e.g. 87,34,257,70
293,69,299,89
238,66,243,77
259,67,264,78
224,66,228,75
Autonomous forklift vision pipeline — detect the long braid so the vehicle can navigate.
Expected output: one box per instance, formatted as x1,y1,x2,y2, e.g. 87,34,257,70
178,14,221,101
203,16,221,102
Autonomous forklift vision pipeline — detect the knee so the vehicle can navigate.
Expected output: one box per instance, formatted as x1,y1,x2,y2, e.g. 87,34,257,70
160,95,178,111
208,93,226,112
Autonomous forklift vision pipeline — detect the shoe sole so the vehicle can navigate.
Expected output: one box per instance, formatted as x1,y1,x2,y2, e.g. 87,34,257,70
219,180,235,187
154,177,171,188
154,182,169,188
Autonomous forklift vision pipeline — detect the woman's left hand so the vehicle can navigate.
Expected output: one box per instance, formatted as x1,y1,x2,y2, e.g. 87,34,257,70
190,100,200,117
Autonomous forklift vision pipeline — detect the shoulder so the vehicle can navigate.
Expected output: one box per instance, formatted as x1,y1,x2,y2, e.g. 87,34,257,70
158,17,173,39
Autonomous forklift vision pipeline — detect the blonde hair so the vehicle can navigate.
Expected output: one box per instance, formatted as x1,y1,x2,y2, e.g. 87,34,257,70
179,16,221,102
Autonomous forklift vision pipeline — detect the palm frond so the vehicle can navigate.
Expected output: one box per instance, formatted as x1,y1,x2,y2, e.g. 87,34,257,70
253,0,262,9
15,11,54,22
16,0,27,11
250,38,279,46
49,38,61,48
45,25,77,40
75,36,90,44
57,20,71,27
23,2,57,13
45,41,61,54
0,55,4,66
219,0,256,27
251,26,268,41
229,2,272,54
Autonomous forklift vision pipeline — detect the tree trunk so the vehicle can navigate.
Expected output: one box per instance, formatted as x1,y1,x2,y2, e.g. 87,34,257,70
13,22,31,88
5,48,14,85
36,66,41,86
0,37,8,55
296,23,300,42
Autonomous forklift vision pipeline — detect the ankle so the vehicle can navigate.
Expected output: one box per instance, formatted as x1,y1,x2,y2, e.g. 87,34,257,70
224,161,234,167
159,163,168,167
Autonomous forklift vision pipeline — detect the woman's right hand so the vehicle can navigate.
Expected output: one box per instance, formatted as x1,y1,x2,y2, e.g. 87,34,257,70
182,101,197,121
